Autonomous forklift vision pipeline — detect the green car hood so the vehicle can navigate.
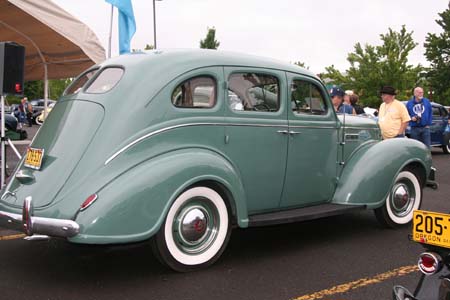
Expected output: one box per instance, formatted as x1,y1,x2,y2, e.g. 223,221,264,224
337,114,378,128
3,100,104,209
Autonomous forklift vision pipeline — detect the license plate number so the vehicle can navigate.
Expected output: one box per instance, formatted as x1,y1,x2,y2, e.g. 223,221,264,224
413,210,450,249
24,147,44,170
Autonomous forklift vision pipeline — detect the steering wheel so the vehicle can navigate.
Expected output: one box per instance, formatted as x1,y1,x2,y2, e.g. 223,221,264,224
253,103,271,111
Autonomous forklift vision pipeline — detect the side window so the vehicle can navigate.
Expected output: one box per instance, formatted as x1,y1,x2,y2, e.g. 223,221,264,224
171,76,216,108
228,73,279,112
291,80,327,115
432,107,441,117
63,68,98,96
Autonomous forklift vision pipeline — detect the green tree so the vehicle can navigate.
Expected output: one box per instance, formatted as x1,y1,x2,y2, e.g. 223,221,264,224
24,80,44,100
424,4,450,105
133,44,154,52
294,61,309,70
323,26,423,107
200,27,220,49
48,79,72,99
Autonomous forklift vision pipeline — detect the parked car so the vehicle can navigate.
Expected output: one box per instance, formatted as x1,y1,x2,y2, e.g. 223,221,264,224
0,50,434,272
1,113,18,132
405,101,450,153
29,99,56,124
393,210,450,300
444,106,450,113
35,102,56,125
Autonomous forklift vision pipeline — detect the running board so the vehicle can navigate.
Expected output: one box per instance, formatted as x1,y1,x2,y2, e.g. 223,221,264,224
248,204,366,227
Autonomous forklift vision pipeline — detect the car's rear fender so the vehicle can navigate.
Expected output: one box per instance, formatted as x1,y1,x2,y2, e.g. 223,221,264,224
332,138,432,209
69,148,247,244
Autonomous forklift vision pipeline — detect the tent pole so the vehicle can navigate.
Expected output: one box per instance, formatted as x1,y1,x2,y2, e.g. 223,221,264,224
1,94,6,188
43,63,48,120
108,5,113,58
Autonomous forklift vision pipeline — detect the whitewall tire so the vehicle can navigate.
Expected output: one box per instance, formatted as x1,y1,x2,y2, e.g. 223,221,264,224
152,186,231,272
375,169,422,228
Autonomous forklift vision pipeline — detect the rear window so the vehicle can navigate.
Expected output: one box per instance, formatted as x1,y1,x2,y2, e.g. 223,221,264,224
85,67,124,94
171,76,216,108
63,68,98,96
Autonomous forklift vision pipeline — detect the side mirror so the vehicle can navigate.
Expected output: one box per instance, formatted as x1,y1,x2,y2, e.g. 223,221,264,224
393,285,417,300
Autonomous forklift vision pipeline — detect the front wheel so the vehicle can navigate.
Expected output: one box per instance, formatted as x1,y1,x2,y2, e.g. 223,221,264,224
375,169,422,228
152,186,231,272
442,133,450,154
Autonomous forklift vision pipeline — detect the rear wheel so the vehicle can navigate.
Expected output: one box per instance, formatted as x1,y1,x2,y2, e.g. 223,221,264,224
152,186,231,272
443,144,450,154
35,117,43,125
375,169,422,228
442,133,450,154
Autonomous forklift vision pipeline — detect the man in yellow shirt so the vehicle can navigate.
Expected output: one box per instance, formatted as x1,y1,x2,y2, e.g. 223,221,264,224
378,86,411,139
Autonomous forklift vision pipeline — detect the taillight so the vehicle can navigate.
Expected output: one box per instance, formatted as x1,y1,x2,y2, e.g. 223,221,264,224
418,252,442,275
80,194,98,211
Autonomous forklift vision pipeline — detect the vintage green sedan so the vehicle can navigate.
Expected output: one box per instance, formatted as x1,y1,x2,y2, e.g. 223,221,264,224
0,50,434,271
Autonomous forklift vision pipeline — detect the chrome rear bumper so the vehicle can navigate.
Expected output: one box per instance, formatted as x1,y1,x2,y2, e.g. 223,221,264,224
0,196,79,238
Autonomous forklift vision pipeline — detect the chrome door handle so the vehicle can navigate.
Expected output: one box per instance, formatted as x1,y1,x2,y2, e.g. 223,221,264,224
289,131,302,135
277,130,289,134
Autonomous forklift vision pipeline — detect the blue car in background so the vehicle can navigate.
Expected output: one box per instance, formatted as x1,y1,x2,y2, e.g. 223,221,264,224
405,101,450,153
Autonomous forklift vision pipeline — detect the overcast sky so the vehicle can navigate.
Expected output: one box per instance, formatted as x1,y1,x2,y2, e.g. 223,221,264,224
53,0,449,74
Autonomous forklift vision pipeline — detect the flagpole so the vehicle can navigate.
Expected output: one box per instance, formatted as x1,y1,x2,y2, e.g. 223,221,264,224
153,0,157,49
108,4,113,58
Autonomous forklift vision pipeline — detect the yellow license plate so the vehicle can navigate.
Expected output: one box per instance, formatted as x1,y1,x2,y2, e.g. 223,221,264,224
24,147,44,170
413,210,450,249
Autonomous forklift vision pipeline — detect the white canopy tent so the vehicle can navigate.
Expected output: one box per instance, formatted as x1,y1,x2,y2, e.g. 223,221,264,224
0,0,106,187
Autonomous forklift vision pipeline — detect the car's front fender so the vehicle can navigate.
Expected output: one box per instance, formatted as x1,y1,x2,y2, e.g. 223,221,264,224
332,138,432,209
69,148,247,244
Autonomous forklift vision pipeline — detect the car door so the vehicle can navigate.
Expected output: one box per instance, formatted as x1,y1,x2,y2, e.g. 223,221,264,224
430,105,445,145
279,73,339,208
223,67,288,213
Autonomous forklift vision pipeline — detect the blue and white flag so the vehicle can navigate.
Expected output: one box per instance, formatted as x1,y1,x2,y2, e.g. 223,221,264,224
105,0,136,54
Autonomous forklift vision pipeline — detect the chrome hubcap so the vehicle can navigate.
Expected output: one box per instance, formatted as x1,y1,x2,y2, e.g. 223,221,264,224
391,181,415,217
173,198,219,255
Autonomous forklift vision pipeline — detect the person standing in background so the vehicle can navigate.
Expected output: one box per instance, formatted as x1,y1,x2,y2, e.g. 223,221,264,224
330,87,355,115
24,97,33,127
349,93,365,115
406,87,432,148
378,86,410,139
18,97,27,129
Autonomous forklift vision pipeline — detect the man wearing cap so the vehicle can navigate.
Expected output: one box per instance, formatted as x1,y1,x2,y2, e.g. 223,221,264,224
406,87,432,148
378,86,411,139
330,87,355,115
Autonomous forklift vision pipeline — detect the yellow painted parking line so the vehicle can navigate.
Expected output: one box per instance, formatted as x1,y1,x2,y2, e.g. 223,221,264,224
293,265,419,300
0,233,26,240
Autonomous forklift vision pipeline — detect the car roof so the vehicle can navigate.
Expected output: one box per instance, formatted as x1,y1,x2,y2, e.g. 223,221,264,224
97,49,318,80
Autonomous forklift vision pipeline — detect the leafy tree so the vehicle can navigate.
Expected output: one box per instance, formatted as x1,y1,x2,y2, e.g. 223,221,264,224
323,26,423,107
294,61,309,70
24,80,44,101
133,44,155,52
424,4,450,105
48,79,72,99
200,27,220,49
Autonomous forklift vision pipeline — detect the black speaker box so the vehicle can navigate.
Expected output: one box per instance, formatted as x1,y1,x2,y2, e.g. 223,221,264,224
0,42,25,96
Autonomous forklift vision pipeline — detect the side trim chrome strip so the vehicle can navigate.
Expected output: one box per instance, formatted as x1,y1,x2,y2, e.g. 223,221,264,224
105,122,291,165
104,122,341,165
344,126,379,130
289,125,337,129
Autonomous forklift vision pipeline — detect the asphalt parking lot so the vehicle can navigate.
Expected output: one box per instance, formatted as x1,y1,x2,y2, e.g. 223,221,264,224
0,129,448,300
